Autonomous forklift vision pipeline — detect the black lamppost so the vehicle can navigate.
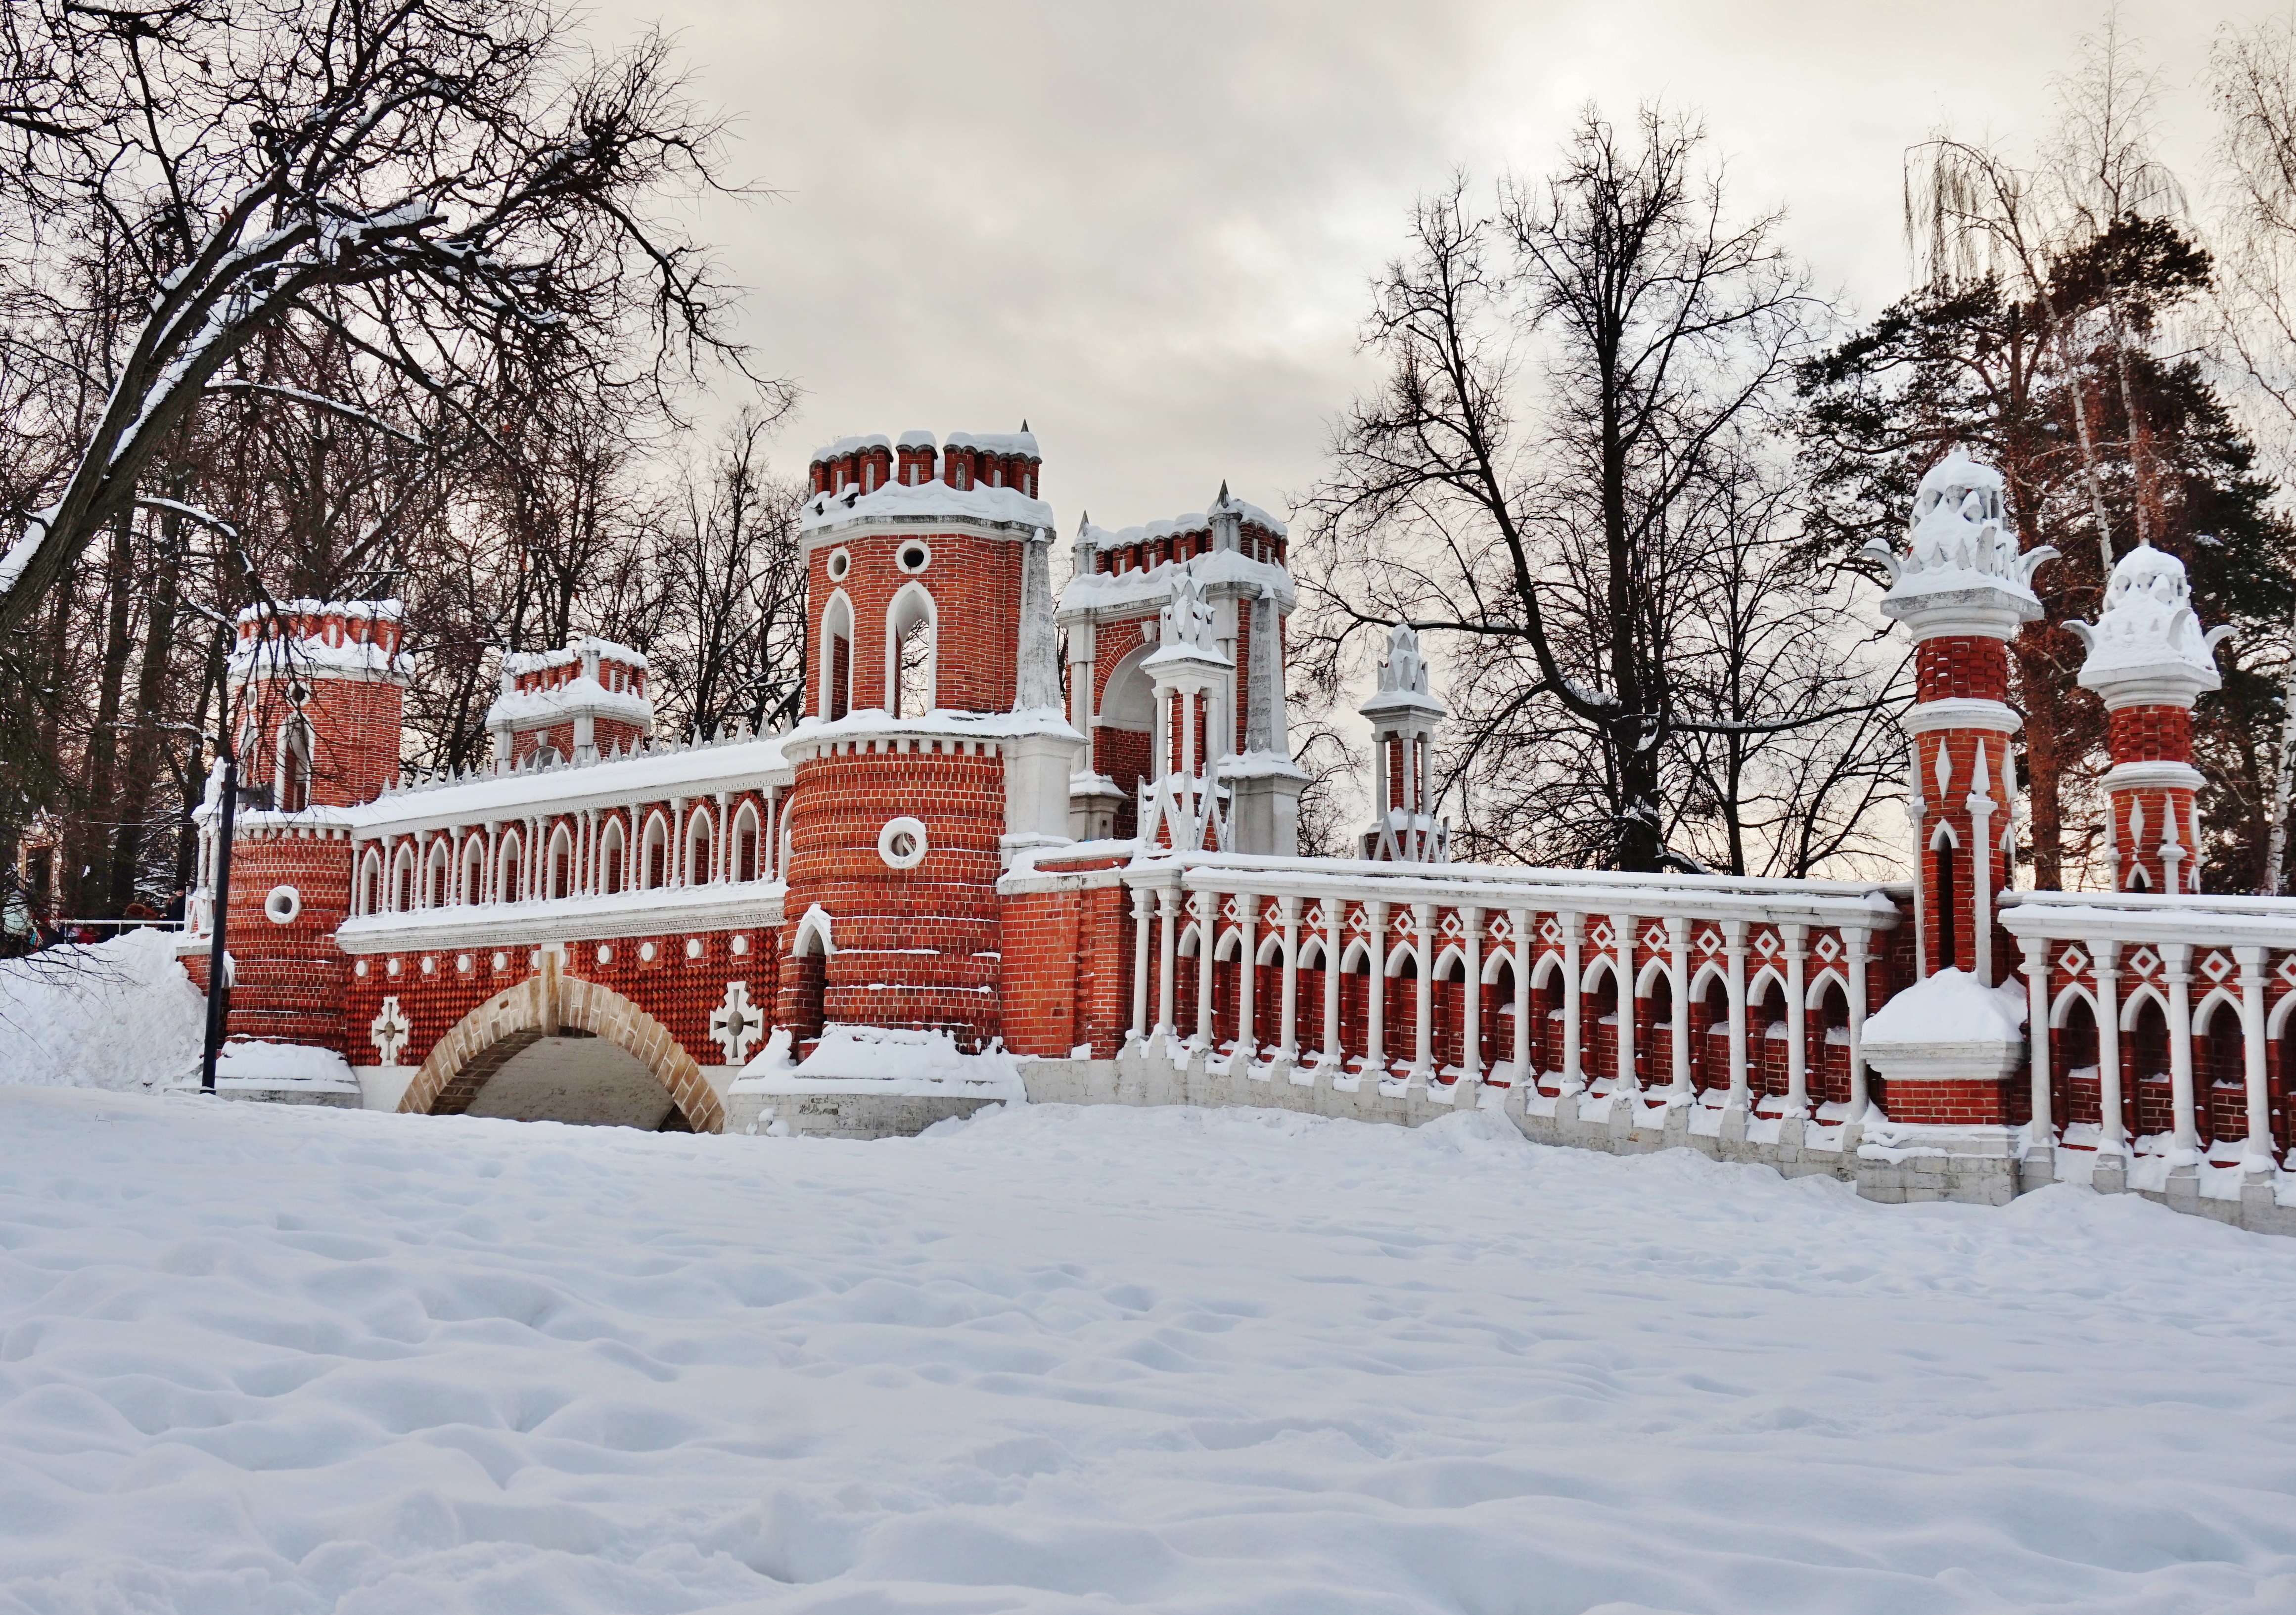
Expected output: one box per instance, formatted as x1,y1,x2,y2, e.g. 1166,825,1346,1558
195,749,271,1093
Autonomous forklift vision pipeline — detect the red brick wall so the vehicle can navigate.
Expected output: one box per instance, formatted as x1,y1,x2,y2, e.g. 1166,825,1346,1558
778,744,1008,1048
344,928,782,1076
1914,637,2009,703
237,674,404,808
804,530,1023,718
2107,704,2194,765
189,827,357,1053
1881,1075,2012,1126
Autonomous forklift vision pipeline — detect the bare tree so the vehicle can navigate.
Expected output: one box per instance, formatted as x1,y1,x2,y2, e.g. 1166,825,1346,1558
0,0,776,636
645,407,808,740
1298,106,1850,872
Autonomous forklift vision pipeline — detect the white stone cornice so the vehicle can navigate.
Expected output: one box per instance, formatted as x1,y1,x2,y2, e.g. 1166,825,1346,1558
332,880,785,954
1904,698,2021,736
2100,760,2206,794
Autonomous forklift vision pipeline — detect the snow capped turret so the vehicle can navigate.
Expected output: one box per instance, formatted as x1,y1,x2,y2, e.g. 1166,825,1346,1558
2068,540,2232,707
1359,623,1448,863
1866,449,2054,632
1359,621,1444,723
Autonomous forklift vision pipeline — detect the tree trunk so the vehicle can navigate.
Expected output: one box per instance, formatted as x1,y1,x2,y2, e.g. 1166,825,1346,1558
73,511,138,916
107,508,185,914
2017,638,2066,890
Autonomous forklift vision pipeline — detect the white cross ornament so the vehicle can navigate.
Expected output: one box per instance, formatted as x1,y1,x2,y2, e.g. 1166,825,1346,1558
369,995,410,1068
711,980,766,1065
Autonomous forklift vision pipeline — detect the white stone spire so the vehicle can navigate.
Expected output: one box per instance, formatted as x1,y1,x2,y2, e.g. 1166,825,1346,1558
1014,525,1061,714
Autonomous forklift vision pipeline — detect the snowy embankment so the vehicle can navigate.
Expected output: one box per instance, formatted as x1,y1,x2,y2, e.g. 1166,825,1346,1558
0,931,204,1091
3,1093,2295,1614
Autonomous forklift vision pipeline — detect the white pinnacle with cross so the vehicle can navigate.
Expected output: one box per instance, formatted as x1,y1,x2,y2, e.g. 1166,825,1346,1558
710,980,766,1065
369,995,410,1067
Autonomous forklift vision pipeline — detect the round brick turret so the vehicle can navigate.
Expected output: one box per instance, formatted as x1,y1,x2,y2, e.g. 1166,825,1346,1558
778,427,1077,1053
2069,540,2230,896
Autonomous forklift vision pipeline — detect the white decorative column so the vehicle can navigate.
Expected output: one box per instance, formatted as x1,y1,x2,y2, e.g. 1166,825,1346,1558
1322,901,1343,1066
1155,886,1179,1041
1845,928,1871,1123
1510,906,1533,1086
2092,940,2126,1180
1667,916,1692,1103
1459,906,1482,1088
1236,897,1258,1062
2237,946,2276,1176
1611,910,1636,1100
1783,923,1809,1122
1279,896,1302,1064
1560,913,1584,1096
2163,943,2200,1180
1410,901,1435,1085
1365,898,1388,1075
2021,934,2053,1181
1129,886,1153,1044
1193,889,1217,1052
1724,921,1750,1120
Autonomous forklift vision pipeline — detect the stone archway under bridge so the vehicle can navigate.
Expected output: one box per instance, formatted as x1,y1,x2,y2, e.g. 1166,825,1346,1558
397,955,726,1133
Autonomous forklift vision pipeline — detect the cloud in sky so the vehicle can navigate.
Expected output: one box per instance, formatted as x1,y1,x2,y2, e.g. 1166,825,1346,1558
595,0,2270,529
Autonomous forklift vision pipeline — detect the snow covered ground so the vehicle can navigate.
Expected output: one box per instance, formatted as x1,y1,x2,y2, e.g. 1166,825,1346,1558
0,932,204,1092
2,1090,2294,1614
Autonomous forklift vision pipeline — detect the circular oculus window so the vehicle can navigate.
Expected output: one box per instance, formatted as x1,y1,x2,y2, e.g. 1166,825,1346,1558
825,546,852,582
878,816,928,870
897,540,931,574
263,885,302,925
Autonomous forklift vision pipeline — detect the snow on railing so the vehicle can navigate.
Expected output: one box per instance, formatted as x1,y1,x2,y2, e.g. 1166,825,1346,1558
1083,847,1909,1138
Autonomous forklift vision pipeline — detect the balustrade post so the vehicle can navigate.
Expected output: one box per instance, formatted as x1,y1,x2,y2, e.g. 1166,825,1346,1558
1193,889,1217,1051
2237,945,2275,1174
1667,916,1691,1102
1155,886,1179,1041
1612,910,1637,1098
1509,906,1532,1085
1129,886,1153,1043
1783,923,1809,1119
1322,901,1342,1066
1365,899,1388,1075
1560,912,1584,1095
1724,920,1750,1118
2164,942,2200,1172
2092,940,2124,1158
1846,928,1871,1121
1237,896,1259,1061
1279,896,1302,1062
2022,935,2052,1165
1411,901,1435,1083
1459,906,1482,1086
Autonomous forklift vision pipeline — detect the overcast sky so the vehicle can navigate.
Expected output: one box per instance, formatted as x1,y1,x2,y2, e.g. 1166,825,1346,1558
593,0,2282,531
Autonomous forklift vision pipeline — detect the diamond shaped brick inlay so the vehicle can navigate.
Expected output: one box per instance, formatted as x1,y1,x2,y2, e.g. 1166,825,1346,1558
2202,950,2234,983
1754,930,1780,958
2130,946,2161,978
2058,945,2090,977
1814,934,1841,963
1348,908,1369,934
1698,930,1722,956
1221,896,1241,924
1590,922,1615,950
1643,925,1668,954
1488,915,1513,942
1540,918,1563,944
1441,912,1464,938
2279,954,2296,988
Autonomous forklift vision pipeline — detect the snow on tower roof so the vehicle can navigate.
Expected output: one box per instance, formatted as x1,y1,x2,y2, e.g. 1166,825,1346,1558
807,433,893,463
896,430,936,449
799,478,1055,536
2069,539,2230,697
945,429,1039,457
1079,499,1288,547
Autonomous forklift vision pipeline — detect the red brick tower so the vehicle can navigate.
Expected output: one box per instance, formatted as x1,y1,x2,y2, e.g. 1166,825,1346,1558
2069,541,2230,895
775,429,1079,1052
1358,622,1449,862
195,599,410,1054
1858,452,2055,1142
486,638,653,765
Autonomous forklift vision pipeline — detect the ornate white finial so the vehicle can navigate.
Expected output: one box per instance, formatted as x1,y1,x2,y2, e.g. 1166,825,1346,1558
2067,540,2231,704
1865,449,2054,634
1377,622,1431,697
1158,563,1220,656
